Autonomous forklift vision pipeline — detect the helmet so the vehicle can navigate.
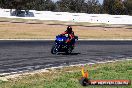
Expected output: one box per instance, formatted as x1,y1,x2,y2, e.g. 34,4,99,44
66,26,72,33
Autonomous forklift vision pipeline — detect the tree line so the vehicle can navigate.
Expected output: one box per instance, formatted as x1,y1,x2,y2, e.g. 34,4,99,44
0,0,132,15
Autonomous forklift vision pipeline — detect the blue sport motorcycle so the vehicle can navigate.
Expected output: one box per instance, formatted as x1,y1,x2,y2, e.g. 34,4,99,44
51,34,78,54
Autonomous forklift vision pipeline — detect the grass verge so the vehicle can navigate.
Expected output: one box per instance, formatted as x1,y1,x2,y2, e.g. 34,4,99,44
0,60,132,88
0,21,132,39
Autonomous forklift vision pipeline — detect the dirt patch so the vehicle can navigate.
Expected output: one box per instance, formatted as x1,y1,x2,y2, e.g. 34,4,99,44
0,22,132,39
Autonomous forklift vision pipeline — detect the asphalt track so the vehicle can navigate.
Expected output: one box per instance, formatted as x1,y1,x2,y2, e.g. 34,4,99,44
0,40,132,74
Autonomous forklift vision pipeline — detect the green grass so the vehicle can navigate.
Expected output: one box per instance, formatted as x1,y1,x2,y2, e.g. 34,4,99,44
0,60,132,88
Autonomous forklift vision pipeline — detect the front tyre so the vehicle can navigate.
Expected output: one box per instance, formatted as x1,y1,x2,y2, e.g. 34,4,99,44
51,44,59,54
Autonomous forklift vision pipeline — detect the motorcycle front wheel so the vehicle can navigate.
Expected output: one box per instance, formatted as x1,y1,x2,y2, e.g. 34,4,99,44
51,44,59,54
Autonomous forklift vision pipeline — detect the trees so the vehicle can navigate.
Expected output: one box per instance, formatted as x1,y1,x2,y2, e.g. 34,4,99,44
103,0,126,15
103,0,111,14
45,0,56,11
0,0,35,16
0,0,56,11
56,0,76,12
84,0,101,13
74,0,85,12
56,0,101,13
0,0,131,15
0,0,32,9
31,0,56,11
124,0,132,15
0,0,56,16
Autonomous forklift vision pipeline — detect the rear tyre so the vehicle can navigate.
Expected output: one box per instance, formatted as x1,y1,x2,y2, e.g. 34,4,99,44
51,44,59,54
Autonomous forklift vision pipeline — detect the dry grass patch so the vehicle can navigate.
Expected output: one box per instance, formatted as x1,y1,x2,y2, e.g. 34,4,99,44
0,22,132,39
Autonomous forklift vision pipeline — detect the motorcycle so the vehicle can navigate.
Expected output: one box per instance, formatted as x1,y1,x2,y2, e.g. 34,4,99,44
51,34,78,54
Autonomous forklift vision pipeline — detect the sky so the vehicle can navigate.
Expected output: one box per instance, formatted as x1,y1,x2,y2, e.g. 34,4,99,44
99,0,103,4
52,0,104,4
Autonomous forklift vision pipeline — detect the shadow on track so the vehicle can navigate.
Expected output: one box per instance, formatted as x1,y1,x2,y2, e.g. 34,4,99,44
57,52,81,55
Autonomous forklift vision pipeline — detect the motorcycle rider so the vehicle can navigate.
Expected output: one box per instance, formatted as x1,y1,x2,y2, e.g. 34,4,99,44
61,26,75,45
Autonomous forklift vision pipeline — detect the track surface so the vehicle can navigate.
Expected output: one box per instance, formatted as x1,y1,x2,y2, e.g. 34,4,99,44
0,40,132,74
